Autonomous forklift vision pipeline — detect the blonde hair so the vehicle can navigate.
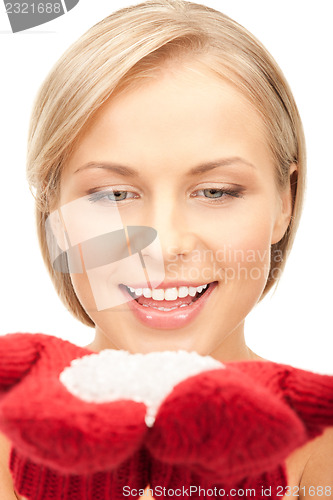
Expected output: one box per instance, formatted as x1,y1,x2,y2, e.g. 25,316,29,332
27,0,306,327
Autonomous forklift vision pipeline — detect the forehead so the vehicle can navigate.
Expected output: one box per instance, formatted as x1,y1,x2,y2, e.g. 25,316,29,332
63,61,272,180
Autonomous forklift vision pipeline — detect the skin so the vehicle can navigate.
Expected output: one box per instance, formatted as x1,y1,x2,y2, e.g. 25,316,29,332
59,60,294,360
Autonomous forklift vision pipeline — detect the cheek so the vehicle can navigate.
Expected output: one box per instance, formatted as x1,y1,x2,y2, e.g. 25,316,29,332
205,207,274,284
70,272,96,315
229,221,272,265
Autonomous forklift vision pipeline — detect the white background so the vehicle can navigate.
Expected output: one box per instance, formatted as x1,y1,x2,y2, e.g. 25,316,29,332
0,1,332,373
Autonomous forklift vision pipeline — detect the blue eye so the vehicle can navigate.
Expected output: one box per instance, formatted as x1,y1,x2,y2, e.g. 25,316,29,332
88,190,136,204
87,187,243,206
195,188,243,202
204,188,224,198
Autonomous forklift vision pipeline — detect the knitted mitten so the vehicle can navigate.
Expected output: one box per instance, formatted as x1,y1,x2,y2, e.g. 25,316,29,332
0,333,332,500
148,361,333,499
148,365,307,480
0,333,150,500
235,361,333,438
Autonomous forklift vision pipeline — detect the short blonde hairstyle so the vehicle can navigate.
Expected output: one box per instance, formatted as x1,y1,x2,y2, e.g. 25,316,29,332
27,0,306,327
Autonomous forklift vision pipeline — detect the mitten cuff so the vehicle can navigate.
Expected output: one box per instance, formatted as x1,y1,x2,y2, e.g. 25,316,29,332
282,368,333,439
234,361,333,440
10,447,149,500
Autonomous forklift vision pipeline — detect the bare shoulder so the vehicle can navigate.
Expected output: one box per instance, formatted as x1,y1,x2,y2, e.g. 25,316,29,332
299,427,333,499
0,431,22,499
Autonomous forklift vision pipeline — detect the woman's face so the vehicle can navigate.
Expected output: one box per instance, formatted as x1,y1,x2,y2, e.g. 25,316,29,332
58,61,292,359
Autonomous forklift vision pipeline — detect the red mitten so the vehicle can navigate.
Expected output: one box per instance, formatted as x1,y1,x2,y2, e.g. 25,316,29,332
148,361,333,499
0,333,41,391
0,333,149,500
148,365,307,482
234,361,333,438
1,333,333,500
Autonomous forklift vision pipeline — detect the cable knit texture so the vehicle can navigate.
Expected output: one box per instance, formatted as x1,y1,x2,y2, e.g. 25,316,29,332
0,333,332,500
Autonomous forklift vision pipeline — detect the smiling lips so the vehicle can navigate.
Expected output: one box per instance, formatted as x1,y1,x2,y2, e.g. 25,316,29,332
119,282,217,329
126,283,210,311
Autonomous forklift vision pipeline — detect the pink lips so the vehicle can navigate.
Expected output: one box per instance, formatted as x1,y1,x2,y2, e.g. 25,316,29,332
119,282,218,330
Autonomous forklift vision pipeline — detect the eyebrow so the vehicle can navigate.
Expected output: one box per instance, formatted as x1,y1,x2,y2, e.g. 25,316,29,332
74,157,256,177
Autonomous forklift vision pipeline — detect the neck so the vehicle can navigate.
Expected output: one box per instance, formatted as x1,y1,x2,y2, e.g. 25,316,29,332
210,323,263,362
86,321,262,363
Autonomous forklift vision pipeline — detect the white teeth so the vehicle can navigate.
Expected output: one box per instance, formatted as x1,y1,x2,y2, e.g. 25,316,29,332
164,288,178,301
142,288,152,298
151,289,165,301
150,304,191,311
127,283,211,300
178,286,189,298
152,306,181,311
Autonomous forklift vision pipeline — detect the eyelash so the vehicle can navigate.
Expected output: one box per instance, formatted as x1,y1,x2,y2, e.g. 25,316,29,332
88,190,137,203
87,187,243,205
192,188,243,203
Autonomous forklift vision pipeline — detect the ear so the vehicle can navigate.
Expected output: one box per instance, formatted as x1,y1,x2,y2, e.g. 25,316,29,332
46,208,69,252
271,163,298,245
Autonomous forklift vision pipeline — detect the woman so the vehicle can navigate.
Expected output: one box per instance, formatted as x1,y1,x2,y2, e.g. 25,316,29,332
0,0,332,498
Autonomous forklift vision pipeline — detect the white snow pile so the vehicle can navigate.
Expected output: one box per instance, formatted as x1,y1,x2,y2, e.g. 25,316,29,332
59,350,224,427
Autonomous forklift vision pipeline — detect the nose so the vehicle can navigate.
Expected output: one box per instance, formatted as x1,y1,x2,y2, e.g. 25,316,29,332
143,196,198,263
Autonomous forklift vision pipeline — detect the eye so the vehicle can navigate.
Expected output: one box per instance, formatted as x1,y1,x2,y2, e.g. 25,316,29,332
193,187,243,203
88,189,138,204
